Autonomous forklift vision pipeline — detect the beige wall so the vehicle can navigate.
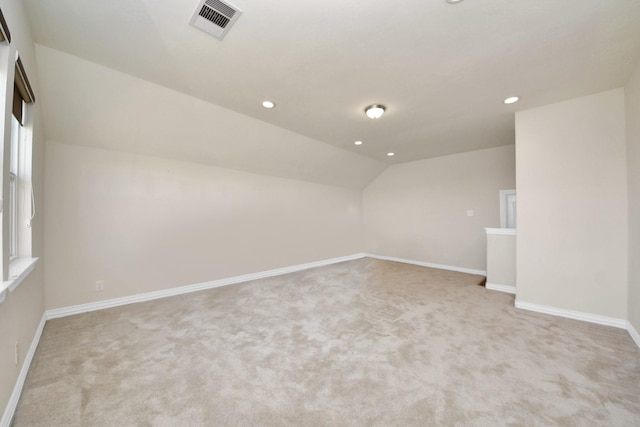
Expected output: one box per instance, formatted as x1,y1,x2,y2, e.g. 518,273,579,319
0,0,46,417
515,89,628,319
627,59,640,331
44,142,363,309
363,145,515,271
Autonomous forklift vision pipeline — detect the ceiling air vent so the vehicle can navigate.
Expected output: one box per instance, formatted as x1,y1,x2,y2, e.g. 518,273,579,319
189,0,242,41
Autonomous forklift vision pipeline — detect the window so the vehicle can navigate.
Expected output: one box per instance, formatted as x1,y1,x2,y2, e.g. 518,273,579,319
1,54,36,294
8,57,35,263
0,10,38,303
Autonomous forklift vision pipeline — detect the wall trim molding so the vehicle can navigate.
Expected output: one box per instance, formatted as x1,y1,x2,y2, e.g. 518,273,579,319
484,228,516,236
364,253,486,276
46,253,367,320
515,300,627,329
628,321,640,349
1,313,47,427
486,282,516,294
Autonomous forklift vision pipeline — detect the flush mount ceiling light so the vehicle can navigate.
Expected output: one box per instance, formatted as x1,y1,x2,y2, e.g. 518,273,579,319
354,140,363,145
504,96,519,105
446,0,464,3
387,152,395,157
262,100,275,109
365,104,386,119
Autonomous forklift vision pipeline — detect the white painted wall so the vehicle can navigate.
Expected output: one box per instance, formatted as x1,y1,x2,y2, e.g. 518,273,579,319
626,59,640,332
515,89,628,319
44,142,363,309
34,45,386,190
486,231,516,288
0,0,46,418
363,145,515,272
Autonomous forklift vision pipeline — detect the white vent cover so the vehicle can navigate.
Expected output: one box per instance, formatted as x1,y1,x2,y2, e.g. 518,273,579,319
189,0,242,41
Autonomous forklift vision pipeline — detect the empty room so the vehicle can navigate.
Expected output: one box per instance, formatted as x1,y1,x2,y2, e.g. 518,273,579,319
1,0,640,425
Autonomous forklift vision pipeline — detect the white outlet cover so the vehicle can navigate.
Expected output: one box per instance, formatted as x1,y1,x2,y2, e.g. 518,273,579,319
467,210,474,216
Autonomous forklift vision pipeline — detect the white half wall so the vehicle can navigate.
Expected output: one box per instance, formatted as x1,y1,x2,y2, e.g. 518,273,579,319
363,145,515,272
485,229,516,290
515,88,628,319
626,58,640,333
44,142,363,310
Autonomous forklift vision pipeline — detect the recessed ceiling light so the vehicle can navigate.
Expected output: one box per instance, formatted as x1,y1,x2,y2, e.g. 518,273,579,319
365,104,386,119
262,100,275,109
387,152,395,157
354,140,363,145
446,0,464,3
504,96,519,105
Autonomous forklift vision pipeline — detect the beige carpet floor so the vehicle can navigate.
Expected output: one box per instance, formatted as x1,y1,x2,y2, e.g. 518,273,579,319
12,258,640,426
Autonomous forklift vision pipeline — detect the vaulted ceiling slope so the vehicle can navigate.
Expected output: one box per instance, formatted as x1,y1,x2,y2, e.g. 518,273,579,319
24,0,640,170
34,45,386,189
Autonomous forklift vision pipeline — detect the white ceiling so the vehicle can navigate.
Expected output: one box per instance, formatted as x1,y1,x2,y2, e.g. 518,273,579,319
23,0,640,164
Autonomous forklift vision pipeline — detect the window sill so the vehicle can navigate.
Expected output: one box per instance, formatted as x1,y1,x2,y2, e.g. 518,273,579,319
0,257,39,305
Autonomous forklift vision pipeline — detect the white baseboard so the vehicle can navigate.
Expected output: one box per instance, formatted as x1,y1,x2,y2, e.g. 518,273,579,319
1,313,47,427
46,253,367,320
486,282,516,294
364,253,486,276
628,321,640,349
515,300,627,329
46,253,486,320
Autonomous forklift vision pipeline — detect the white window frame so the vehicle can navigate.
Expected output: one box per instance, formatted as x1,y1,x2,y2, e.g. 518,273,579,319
8,170,16,260
9,113,19,261
0,47,38,304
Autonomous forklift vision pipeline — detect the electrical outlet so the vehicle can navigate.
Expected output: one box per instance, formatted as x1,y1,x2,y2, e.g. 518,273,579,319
95,280,104,292
467,210,475,217
15,342,19,365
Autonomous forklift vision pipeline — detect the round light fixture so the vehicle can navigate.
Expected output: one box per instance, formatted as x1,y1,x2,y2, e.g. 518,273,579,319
262,100,276,109
504,96,519,105
354,140,363,145
387,152,395,157
365,104,386,119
